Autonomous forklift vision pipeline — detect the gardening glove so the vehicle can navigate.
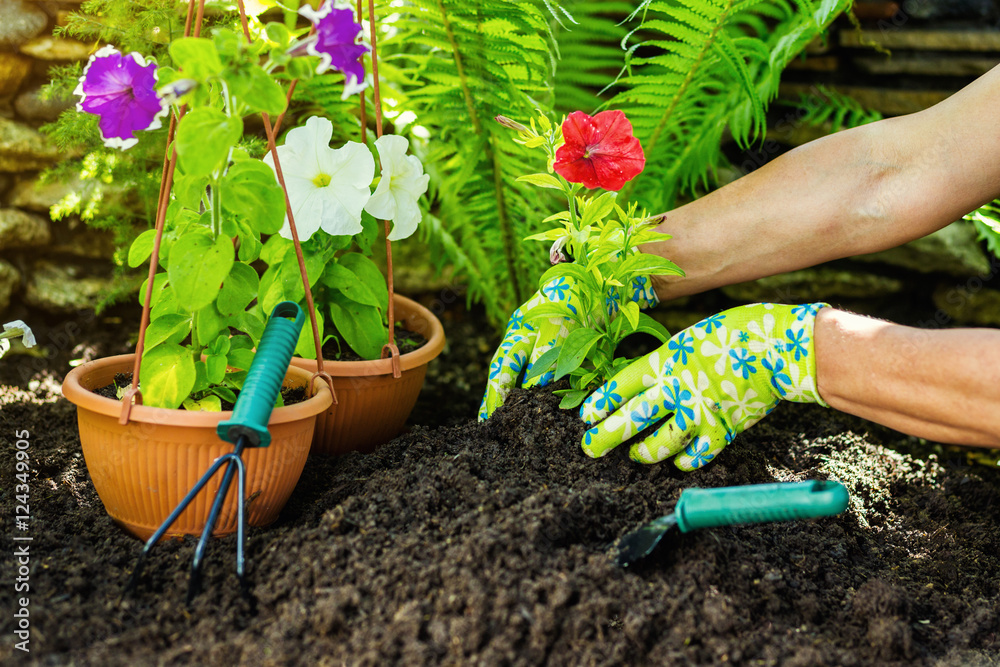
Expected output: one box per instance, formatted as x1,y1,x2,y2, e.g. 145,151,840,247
579,303,829,470
478,274,659,420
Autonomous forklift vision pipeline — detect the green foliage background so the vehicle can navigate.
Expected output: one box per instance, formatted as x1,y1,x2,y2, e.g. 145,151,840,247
45,0,858,322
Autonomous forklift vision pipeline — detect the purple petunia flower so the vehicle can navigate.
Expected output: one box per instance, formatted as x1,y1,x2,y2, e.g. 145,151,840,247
296,0,369,99
74,46,169,150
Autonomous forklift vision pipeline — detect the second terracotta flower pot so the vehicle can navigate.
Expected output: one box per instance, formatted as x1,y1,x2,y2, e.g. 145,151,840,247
291,294,445,456
62,354,333,540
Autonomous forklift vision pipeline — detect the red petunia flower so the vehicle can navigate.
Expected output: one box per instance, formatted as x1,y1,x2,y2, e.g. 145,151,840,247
553,110,645,191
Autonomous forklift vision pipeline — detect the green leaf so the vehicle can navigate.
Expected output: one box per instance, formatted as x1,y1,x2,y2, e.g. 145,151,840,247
228,348,255,371
128,229,157,268
173,173,209,211
195,303,226,347
238,309,265,347
555,328,601,380
631,312,671,343
265,22,292,48
524,228,568,243
293,308,324,358
183,394,222,412
524,302,579,324
243,66,288,115
516,173,563,190
329,293,385,360
524,346,560,382
538,262,592,291
143,313,190,349
191,359,209,394
618,253,684,277
206,353,227,385
168,232,234,312
210,385,238,404
581,191,618,226
169,37,223,79
176,108,242,177
621,300,640,331
213,28,241,58
141,343,196,409
218,262,260,316
221,159,285,235
329,253,387,308
207,334,231,356
237,221,262,263
558,389,589,409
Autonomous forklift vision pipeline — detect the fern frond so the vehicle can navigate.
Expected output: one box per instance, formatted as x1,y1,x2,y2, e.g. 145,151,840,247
380,0,560,322
776,83,883,133
609,0,851,211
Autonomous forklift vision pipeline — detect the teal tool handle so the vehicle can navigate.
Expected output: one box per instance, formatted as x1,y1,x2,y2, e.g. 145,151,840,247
217,301,305,448
674,480,848,533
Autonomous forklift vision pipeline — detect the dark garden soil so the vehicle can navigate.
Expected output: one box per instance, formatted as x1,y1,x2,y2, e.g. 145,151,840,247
1,299,999,666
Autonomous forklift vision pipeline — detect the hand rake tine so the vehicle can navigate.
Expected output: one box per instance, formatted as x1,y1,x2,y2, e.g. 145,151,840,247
123,449,247,597
187,442,247,605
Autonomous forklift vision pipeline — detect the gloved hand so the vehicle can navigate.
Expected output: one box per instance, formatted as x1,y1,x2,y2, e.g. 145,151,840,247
479,274,659,420
579,302,829,470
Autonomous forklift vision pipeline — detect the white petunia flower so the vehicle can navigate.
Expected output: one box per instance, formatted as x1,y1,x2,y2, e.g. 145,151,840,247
364,135,430,240
263,116,374,241
1,320,35,360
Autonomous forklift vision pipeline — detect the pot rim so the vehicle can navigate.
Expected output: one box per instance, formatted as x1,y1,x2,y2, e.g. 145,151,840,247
293,293,446,378
63,353,333,426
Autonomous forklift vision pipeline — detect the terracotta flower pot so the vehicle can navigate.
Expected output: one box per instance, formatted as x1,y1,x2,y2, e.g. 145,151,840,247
62,354,333,540
291,294,445,456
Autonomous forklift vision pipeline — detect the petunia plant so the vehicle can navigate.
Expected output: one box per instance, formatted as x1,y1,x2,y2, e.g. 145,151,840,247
73,0,425,410
495,110,682,408
258,117,429,359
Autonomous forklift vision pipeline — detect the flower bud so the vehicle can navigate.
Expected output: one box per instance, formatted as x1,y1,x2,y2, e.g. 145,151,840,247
495,115,530,133
550,236,569,265
157,78,198,104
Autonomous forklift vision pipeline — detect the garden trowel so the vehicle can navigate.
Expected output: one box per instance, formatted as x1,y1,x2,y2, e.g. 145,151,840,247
614,480,849,567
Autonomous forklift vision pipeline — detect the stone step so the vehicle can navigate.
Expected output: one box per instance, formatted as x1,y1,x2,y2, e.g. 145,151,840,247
778,83,952,115
851,53,1000,76
840,28,1000,52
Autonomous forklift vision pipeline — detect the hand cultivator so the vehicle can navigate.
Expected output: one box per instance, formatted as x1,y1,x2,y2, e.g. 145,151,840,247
125,302,306,603
615,480,849,567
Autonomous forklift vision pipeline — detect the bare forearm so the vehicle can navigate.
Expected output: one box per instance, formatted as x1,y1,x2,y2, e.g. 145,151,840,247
645,65,1000,300
814,308,1000,448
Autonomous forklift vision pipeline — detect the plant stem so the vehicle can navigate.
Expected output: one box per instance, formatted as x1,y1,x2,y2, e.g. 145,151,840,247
210,175,222,239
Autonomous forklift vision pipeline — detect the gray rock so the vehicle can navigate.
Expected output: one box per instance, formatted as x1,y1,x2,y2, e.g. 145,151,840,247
721,267,904,303
0,207,51,248
0,259,20,311
14,85,74,122
932,282,1000,327
0,117,62,171
24,260,112,312
0,0,48,49
854,222,991,277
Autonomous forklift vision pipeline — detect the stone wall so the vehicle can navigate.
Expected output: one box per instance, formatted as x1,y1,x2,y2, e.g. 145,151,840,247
0,0,116,322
